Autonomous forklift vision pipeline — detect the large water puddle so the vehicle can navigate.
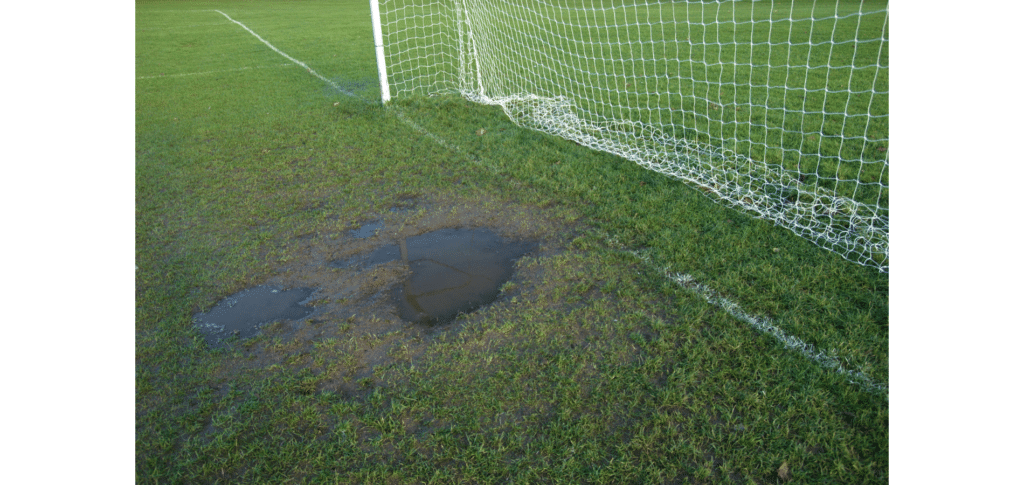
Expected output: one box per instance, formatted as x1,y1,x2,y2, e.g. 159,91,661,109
354,227,536,325
193,286,315,347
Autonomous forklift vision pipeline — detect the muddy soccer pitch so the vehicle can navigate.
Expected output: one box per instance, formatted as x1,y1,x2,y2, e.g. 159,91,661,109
136,2,888,483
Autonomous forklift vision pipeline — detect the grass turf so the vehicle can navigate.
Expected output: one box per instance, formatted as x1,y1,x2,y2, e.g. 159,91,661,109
136,1,888,482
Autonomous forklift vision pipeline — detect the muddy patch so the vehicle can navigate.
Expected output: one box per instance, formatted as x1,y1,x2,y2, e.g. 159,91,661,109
196,193,580,394
194,286,315,348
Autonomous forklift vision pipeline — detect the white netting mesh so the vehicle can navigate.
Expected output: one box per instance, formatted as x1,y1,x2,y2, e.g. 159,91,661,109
377,0,889,271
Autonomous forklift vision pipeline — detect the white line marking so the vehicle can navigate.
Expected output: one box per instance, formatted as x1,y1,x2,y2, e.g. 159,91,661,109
390,109,462,152
212,9,463,154
213,10,356,97
136,64,292,80
626,249,887,397
669,272,887,396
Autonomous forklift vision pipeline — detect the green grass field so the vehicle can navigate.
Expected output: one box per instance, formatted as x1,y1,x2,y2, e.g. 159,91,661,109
136,1,888,482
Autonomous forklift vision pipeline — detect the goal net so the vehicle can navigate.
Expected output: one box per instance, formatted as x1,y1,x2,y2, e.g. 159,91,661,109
373,0,889,271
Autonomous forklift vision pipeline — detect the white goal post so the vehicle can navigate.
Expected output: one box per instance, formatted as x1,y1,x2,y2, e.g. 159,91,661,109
370,0,889,271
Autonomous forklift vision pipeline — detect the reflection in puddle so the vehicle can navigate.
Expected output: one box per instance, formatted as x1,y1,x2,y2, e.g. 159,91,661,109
374,228,536,325
193,286,315,347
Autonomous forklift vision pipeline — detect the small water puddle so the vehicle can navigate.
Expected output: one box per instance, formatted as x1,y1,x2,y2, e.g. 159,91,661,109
194,286,315,347
360,227,536,325
350,221,383,239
